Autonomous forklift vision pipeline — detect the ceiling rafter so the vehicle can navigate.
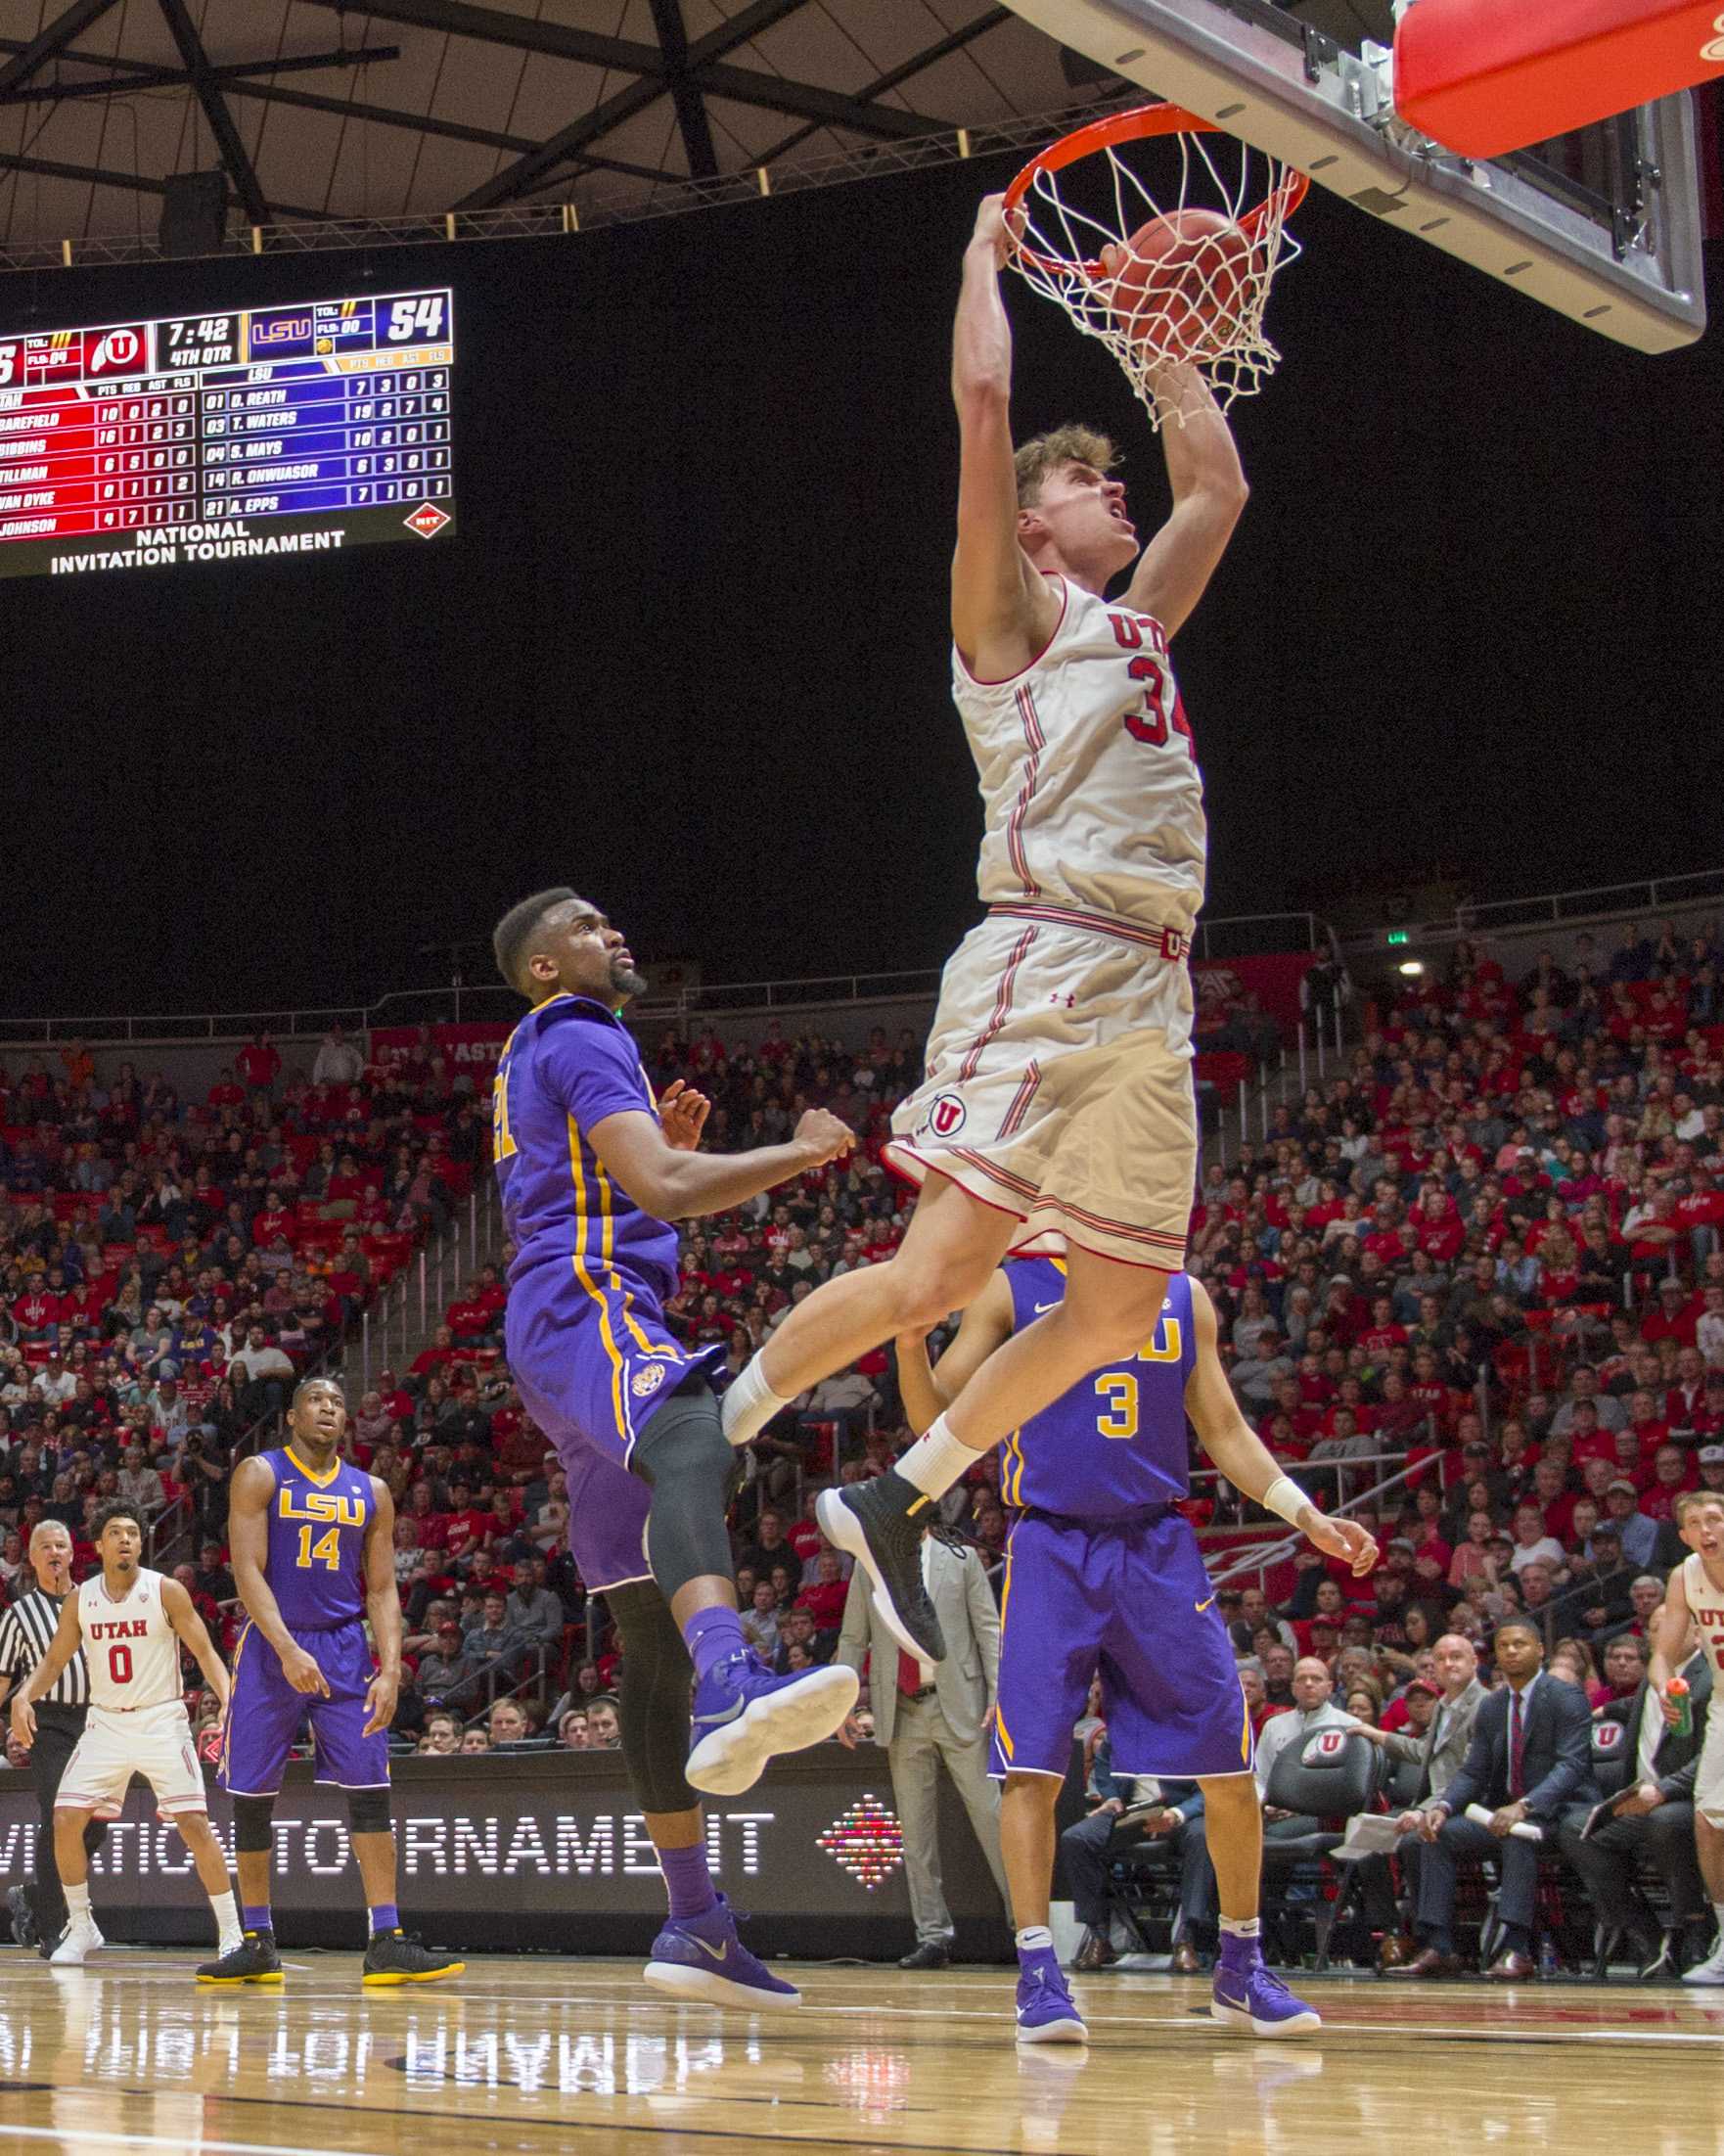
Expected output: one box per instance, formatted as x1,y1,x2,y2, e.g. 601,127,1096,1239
646,0,717,182
0,45,401,108
154,0,270,224
0,0,124,98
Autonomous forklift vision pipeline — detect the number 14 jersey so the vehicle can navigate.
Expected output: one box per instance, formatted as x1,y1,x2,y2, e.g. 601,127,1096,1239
261,1445,375,1628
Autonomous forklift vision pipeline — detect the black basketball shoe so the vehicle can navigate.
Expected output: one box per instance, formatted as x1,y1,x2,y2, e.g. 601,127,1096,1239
362,1929,466,1986
197,1930,285,1986
816,1471,946,1661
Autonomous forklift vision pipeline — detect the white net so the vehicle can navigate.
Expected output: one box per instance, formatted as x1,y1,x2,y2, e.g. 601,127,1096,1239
1006,115,1303,430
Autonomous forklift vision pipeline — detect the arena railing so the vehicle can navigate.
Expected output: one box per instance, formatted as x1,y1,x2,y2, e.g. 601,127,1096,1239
1201,1447,1433,1599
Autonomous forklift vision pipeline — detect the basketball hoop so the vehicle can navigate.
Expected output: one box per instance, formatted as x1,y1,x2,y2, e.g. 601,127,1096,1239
1002,104,1307,429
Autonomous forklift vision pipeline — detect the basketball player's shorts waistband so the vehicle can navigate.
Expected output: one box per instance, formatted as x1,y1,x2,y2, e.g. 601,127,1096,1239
1014,1501,1175,1533
987,903,1191,963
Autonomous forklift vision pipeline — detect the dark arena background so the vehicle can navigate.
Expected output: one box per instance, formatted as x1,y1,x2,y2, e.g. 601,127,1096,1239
3,4,1724,2152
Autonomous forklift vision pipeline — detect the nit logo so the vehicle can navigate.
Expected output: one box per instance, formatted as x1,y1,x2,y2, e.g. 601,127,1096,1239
253,315,311,347
1301,1728,1349,1765
404,501,450,538
926,1093,966,1138
817,1796,904,1889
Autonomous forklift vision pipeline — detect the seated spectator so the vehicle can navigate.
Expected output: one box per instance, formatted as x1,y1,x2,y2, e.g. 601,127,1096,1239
586,1696,621,1749
487,1697,530,1748
459,1727,491,1755
559,1709,589,1750
417,1621,478,1704
1400,1621,1598,1979
419,1710,461,1756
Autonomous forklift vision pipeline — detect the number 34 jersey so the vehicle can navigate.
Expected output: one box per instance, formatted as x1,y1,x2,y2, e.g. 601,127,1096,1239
260,1445,375,1628
78,1567,184,1710
1000,1262,1198,1517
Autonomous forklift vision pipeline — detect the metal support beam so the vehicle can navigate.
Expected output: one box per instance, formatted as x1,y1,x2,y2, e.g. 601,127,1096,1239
647,0,717,181
757,7,1014,166
0,148,323,220
154,0,269,225
0,0,122,97
0,45,400,107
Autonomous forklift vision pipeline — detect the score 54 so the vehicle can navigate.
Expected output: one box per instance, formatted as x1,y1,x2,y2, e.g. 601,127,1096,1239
386,294,449,343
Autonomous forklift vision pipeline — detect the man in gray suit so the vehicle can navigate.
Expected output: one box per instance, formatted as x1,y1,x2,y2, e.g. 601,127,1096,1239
1359,1632,1486,1967
837,1532,1012,1967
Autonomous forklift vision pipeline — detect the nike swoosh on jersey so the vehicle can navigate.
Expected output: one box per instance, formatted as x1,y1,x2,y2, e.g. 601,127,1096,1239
1195,1595,1216,1613
1033,1302,1061,1313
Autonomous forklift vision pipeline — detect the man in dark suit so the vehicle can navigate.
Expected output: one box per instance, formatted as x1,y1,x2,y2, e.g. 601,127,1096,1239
1557,1649,1711,1975
1402,1621,1598,1979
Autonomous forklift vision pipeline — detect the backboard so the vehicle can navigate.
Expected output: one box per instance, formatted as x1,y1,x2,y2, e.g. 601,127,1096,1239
1003,0,1706,350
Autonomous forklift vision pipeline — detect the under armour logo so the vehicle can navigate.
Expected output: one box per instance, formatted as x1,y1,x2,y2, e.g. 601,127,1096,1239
1049,992,1075,1008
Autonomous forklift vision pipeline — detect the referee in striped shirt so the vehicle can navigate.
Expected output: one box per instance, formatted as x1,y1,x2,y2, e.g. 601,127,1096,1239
0,1521,102,1954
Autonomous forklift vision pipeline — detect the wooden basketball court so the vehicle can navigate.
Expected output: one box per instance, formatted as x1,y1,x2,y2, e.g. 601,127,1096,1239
1,1955,1718,2155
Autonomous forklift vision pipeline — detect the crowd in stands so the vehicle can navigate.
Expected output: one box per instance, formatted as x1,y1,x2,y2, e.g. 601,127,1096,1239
7,914,1724,1970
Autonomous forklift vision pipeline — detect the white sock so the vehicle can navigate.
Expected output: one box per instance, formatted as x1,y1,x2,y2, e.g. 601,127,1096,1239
213,1889,243,1949
1712,1902,1724,1945
67,1882,91,1920
896,1414,982,1502
721,1357,791,1447
1220,1915,1261,1939
1017,1925,1055,1952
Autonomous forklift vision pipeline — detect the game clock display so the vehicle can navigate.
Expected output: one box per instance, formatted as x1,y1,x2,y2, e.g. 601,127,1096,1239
0,287,455,578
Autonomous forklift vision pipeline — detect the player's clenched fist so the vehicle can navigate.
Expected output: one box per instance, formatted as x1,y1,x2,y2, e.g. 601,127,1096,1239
1302,1512,1379,1578
794,1109,855,1168
280,1642,332,1697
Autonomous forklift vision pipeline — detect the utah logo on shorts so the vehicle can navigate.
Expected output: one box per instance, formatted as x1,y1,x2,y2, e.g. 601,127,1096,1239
631,1363,669,1399
925,1093,967,1138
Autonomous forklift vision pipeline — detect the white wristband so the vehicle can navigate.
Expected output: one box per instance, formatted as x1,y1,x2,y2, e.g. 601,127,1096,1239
1261,1474,1314,1528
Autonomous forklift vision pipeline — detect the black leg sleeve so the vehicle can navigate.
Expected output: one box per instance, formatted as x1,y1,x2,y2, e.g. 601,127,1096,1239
608,1580,700,1816
628,1379,738,1604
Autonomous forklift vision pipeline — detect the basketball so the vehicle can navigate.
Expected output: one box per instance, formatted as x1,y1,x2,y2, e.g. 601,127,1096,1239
1099,206,1259,360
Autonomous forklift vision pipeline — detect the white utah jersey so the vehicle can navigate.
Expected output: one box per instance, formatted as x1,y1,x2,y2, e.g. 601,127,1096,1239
953,573,1207,936
1681,1551,1724,1682
78,1567,183,1711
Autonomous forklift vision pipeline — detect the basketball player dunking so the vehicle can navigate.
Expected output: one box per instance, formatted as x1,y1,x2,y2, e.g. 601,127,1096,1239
723,191,1270,1657
10,1504,242,1969
201,1376,463,1986
1651,1491,1724,1987
901,1268,1374,2040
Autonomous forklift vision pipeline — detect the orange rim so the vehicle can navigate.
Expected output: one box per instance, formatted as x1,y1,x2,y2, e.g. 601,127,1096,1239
1002,101,1309,282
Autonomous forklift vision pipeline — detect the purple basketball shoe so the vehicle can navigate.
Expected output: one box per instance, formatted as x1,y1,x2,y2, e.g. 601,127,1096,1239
1210,1938,1322,2037
1015,1945,1087,2043
644,1894,802,2012
686,1648,858,1795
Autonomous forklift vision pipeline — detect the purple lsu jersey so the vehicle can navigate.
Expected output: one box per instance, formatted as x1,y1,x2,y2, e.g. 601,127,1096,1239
491,990,718,1584
1000,1261,1197,1516
493,993,680,1302
262,1445,375,1627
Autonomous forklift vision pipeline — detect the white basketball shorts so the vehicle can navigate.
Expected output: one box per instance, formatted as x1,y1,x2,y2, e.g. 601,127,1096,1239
57,1700,206,1818
1694,1708,1724,1827
885,903,1198,1270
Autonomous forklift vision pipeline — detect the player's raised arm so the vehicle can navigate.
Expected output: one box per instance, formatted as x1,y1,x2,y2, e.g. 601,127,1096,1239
1183,1279,1377,1575
229,1455,331,1699
587,1105,853,1223
1120,361,1248,640
951,194,1061,679
896,1273,1015,1435
161,1575,231,1715
8,1593,83,1747
361,1478,404,1737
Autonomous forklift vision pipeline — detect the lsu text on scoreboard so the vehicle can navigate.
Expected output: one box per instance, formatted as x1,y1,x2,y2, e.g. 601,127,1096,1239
0,289,456,578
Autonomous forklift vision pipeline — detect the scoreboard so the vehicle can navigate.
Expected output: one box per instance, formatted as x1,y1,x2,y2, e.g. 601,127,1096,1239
0,287,455,579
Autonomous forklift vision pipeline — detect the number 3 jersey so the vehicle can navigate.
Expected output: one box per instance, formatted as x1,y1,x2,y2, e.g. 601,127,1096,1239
1000,1261,1197,1517
78,1567,183,1710
261,1445,375,1628
953,573,1207,940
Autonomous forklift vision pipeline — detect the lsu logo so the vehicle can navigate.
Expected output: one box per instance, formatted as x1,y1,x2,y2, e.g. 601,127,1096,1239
1301,1728,1349,1765
631,1363,669,1399
926,1093,967,1138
